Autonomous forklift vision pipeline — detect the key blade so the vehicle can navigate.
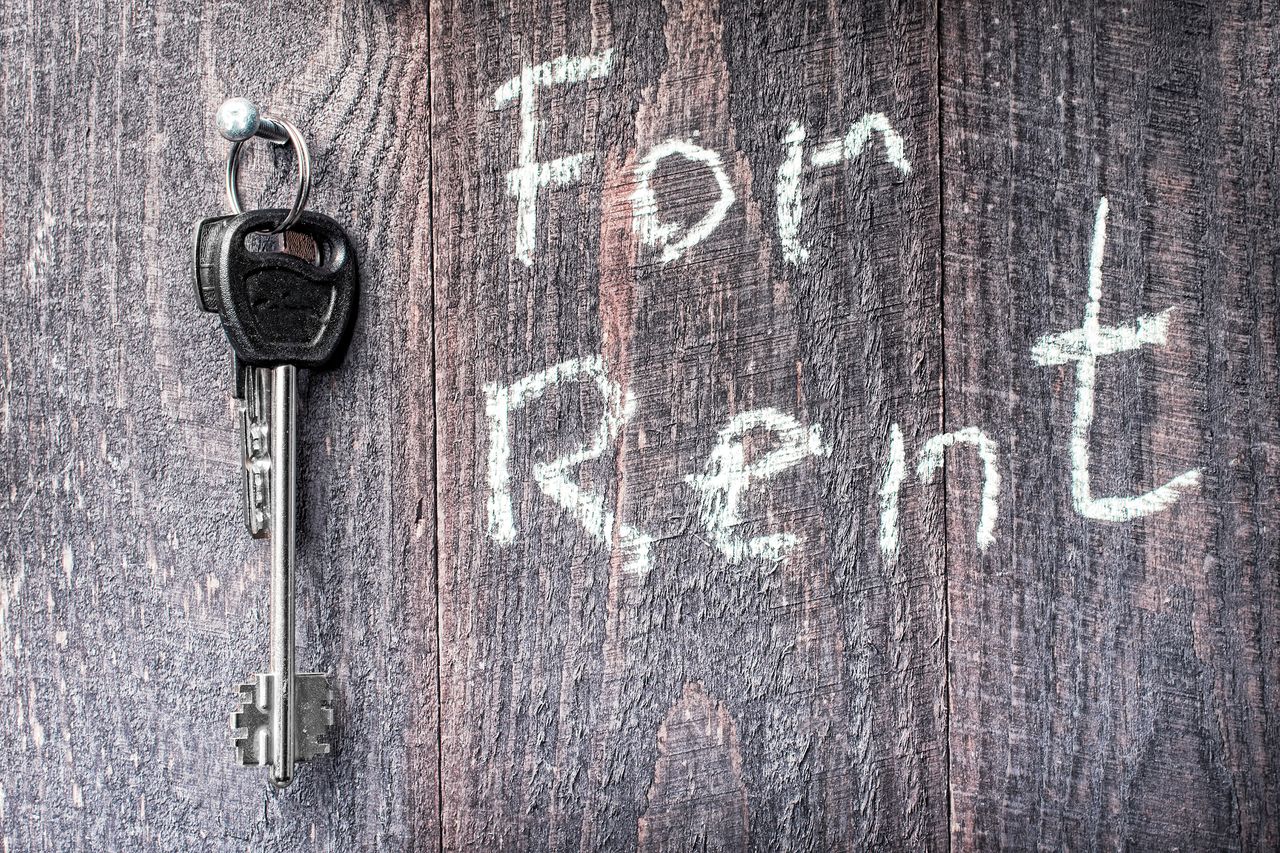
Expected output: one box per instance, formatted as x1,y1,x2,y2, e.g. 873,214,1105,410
294,673,334,761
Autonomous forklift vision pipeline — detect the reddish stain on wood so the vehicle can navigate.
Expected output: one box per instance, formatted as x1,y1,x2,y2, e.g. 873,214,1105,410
638,682,749,851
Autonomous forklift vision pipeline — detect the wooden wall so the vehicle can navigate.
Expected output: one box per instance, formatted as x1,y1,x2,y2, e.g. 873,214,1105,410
0,0,1275,849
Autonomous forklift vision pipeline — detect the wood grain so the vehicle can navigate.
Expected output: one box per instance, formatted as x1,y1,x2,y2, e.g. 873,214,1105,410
940,0,1280,848
636,682,749,851
0,1,438,849
429,0,944,848
1,0,1277,849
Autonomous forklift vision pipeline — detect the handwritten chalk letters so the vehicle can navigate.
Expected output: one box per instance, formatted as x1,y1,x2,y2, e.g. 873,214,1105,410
492,51,911,267
486,53,1201,564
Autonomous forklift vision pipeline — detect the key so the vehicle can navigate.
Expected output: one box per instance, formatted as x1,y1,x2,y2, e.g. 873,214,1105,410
193,207,359,787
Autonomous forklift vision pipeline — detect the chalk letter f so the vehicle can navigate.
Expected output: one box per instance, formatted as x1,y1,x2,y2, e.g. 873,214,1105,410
493,51,615,265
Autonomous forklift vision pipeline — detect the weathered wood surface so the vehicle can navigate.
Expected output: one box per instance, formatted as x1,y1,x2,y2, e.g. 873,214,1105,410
941,0,1280,848
0,1,437,849
0,0,1276,850
430,0,943,848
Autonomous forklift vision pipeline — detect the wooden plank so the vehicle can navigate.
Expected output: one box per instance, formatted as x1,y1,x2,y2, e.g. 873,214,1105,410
0,1,438,848
429,0,945,847
940,0,1280,848
11,0,1277,847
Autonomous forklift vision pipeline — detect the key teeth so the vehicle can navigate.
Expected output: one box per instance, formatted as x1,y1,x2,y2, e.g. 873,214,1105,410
230,679,270,766
232,738,260,767
234,679,259,705
229,674,335,767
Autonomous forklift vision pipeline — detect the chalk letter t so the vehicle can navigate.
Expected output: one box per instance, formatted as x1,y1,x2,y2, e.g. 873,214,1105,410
1032,197,1201,521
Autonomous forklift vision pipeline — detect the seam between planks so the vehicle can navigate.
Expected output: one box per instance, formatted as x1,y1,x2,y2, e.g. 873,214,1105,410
934,0,955,850
423,5,446,849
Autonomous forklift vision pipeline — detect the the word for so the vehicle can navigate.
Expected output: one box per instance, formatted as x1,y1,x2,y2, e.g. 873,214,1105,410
481,197,1201,572
492,50,911,266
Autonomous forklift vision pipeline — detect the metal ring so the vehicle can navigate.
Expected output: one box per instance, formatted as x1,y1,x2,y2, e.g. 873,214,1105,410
224,116,311,233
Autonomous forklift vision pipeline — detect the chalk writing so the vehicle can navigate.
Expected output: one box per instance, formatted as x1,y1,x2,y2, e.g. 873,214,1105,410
877,425,1002,556
917,428,1001,551
632,139,737,263
484,356,651,577
495,54,910,268
484,57,1203,569
777,115,913,265
484,354,1195,566
494,50,616,265
878,423,906,560
685,408,830,563
1032,197,1202,521
776,124,808,268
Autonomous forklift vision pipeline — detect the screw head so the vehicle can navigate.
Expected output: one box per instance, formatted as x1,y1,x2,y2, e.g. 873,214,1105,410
216,98,261,142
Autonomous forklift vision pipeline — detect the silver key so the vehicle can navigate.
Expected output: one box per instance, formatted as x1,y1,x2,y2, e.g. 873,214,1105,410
230,365,333,787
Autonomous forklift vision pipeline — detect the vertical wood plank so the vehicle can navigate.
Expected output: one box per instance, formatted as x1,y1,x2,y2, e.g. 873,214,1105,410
430,0,945,847
941,0,1280,848
0,1,438,848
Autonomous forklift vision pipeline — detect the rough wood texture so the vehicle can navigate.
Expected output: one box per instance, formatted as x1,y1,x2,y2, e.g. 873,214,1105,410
1,0,1278,849
429,0,944,848
0,1,437,849
941,0,1280,849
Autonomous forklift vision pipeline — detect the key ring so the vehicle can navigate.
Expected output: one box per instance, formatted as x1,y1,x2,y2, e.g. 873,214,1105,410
216,98,312,233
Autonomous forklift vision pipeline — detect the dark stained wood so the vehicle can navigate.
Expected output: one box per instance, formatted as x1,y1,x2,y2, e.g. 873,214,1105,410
429,0,944,847
940,0,1280,848
715,0,948,847
0,0,438,848
1,0,1278,849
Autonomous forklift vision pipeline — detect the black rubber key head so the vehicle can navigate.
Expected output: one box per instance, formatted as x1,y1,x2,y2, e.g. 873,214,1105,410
193,208,359,369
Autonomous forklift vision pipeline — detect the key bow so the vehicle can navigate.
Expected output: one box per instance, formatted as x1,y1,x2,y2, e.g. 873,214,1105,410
192,208,359,369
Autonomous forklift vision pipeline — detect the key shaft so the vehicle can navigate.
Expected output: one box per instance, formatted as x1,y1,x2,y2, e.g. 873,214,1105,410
269,363,298,788
241,365,271,537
